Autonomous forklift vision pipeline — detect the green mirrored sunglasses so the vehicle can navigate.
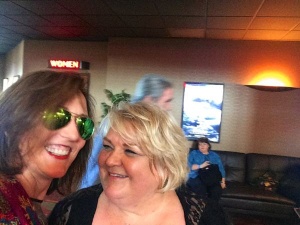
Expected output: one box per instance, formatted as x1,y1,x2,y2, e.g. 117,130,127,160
42,108,94,140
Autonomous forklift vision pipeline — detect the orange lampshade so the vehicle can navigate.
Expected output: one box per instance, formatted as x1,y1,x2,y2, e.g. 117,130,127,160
249,70,292,87
246,70,295,92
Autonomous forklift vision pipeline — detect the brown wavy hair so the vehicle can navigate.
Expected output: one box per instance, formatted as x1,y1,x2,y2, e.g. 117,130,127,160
0,70,95,194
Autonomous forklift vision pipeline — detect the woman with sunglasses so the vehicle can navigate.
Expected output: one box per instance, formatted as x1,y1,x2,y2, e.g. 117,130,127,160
0,70,95,224
49,102,229,225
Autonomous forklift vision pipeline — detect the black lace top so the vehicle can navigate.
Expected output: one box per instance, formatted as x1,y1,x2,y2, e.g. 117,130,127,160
48,185,228,225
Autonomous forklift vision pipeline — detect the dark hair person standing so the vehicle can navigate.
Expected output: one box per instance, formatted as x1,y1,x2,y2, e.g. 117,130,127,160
0,71,95,224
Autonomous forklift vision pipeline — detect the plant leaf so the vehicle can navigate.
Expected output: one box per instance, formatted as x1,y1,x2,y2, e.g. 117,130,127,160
100,89,131,118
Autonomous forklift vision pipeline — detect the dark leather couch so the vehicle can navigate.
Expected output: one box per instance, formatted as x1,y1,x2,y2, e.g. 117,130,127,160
215,151,300,220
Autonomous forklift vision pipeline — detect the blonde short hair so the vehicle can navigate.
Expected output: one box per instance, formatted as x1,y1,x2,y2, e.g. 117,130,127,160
107,102,189,192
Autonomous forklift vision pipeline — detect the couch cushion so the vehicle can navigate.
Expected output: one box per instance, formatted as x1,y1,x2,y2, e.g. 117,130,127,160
246,153,300,185
222,182,295,205
220,197,296,219
215,151,246,183
277,165,300,206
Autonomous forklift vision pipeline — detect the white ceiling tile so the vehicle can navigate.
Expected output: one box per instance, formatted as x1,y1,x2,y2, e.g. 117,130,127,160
250,17,300,30
281,31,300,41
164,16,206,29
206,29,246,40
258,0,300,16
207,0,264,16
207,17,252,29
244,30,288,40
168,28,205,38
2,0,300,54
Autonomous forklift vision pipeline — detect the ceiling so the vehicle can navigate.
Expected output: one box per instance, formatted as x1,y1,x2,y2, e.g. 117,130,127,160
1,0,300,55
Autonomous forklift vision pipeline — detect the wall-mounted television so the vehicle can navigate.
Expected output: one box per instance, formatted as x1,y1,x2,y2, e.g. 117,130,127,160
181,82,224,143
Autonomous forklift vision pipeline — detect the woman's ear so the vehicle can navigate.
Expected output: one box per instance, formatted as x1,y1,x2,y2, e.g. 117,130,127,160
18,135,29,156
143,95,154,103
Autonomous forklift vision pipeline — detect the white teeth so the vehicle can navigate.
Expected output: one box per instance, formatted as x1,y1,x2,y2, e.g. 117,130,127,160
110,173,127,178
46,146,70,156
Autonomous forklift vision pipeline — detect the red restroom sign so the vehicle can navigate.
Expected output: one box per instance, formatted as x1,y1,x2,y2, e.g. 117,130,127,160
48,59,90,70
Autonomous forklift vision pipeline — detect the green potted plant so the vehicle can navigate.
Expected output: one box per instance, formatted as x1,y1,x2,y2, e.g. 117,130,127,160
101,89,131,118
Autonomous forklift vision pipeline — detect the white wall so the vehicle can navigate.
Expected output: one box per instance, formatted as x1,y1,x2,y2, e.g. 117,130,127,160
22,40,108,123
2,41,24,91
105,38,300,157
3,38,300,157
0,55,5,90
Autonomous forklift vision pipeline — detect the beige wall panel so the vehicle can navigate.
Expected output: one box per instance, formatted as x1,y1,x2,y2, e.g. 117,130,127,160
105,38,300,157
4,38,299,157
22,40,108,123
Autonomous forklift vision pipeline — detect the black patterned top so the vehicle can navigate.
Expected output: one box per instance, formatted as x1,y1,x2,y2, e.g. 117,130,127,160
48,184,228,225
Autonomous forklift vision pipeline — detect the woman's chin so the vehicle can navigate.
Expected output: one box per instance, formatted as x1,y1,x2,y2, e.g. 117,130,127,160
103,186,127,200
47,170,67,179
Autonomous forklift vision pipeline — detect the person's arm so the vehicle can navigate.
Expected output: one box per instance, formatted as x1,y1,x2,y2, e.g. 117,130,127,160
191,164,200,170
188,150,198,170
218,158,226,188
188,150,207,170
220,177,226,189
211,151,226,188
198,161,210,169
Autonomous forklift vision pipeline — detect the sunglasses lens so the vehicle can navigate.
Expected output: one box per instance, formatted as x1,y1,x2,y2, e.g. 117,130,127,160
76,117,95,140
43,108,94,140
43,108,71,130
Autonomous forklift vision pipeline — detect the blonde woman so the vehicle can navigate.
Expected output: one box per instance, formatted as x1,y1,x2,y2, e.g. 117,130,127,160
49,102,228,225
80,73,173,189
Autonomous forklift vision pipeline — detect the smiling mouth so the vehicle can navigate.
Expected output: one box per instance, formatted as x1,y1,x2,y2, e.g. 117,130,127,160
109,173,127,178
45,145,71,157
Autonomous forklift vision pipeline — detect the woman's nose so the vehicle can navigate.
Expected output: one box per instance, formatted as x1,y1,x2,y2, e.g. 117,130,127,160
105,150,122,166
60,117,82,141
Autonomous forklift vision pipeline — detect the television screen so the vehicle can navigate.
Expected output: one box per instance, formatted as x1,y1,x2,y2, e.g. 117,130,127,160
181,82,224,142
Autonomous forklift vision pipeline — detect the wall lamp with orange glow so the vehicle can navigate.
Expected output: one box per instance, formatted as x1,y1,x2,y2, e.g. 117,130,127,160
246,70,296,92
245,85,295,92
